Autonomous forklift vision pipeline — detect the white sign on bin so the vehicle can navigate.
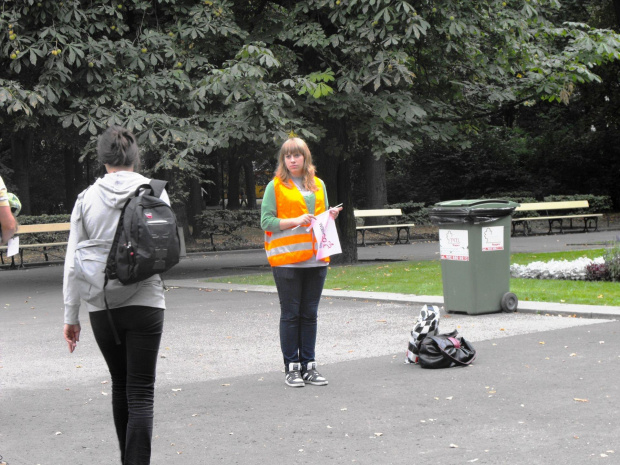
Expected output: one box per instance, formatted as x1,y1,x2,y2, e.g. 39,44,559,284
482,226,504,251
439,229,469,261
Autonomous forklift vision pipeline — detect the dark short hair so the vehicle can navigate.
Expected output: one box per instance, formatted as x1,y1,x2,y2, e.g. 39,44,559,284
97,125,140,169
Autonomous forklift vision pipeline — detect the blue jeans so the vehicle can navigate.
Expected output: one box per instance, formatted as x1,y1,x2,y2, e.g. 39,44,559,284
90,306,164,465
272,266,328,367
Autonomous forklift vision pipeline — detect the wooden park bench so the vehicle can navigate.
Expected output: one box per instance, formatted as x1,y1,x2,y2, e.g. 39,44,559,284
0,222,71,268
511,200,602,236
354,209,416,247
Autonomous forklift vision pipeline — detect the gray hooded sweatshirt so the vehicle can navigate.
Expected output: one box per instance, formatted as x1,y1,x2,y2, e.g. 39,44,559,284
63,171,168,325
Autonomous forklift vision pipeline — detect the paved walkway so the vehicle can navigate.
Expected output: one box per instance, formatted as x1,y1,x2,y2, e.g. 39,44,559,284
1,229,620,464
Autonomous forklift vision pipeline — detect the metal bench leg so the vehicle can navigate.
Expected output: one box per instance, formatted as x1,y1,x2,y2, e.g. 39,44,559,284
357,229,367,247
548,219,563,234
9,249,24,270
514,220,530,236
585,217,598,232
395,226,410,245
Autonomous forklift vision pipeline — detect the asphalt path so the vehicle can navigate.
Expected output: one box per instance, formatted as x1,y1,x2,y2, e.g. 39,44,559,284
1,229,620,464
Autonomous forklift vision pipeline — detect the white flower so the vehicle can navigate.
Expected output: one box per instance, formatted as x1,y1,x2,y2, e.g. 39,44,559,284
510,257,604,280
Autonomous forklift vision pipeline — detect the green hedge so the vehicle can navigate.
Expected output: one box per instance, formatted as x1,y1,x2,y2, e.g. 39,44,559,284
386,201,432,225
17,214,71,225
542,194,613,213
193,209,261,249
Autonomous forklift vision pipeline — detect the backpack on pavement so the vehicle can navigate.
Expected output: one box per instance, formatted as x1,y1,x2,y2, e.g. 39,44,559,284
418,330,477,368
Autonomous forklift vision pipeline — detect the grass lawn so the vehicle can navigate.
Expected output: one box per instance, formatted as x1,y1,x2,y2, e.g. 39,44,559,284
205,248,620,306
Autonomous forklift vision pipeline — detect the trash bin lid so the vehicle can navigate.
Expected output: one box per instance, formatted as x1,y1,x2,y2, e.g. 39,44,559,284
429,199,519,225
433,199,519,209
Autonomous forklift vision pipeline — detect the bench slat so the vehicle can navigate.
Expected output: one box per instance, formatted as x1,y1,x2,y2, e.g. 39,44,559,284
19,242,69,248
515,201,589,212
356,224,416,230
17,223,71,234
513,214,602,222
354,209,402,218
1,243,68,250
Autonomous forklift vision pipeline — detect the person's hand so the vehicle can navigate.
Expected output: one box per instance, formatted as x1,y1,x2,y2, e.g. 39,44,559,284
64,324,81,353
295,213,315,227
329,206,343,220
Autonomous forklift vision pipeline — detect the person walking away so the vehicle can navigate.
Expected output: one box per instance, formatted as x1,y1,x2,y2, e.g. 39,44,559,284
260,137,342,387
63,126,168,464
0,175,17,245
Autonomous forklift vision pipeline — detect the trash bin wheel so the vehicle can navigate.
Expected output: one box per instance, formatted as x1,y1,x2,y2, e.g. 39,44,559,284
501,292,518,312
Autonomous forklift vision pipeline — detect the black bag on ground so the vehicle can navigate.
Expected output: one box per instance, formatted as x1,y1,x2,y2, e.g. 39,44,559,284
105,180,180,285
418,330,476,368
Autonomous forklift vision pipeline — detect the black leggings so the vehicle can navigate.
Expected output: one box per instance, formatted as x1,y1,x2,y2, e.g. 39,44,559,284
90,306,164,465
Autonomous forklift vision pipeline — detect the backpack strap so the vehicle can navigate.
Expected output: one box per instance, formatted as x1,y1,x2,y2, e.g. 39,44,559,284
149,179,168,198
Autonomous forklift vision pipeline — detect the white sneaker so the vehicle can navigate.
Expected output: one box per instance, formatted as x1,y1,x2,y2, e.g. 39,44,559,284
285,363,305,387
302,361,328,386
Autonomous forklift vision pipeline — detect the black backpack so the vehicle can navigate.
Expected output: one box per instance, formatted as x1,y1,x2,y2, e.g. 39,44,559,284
105,180,180,285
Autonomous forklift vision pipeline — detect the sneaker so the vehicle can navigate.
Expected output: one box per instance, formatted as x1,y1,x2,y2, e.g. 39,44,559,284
302,361,328,386
285,362,305,387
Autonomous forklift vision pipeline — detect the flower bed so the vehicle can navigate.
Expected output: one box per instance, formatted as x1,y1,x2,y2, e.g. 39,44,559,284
510,257,605,281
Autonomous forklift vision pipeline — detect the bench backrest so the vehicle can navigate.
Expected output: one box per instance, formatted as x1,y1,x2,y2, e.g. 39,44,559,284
515,200,589,212
17,223,71,234
354,209,403,218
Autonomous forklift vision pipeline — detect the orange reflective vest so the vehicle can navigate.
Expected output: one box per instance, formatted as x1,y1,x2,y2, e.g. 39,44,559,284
264,176,329,266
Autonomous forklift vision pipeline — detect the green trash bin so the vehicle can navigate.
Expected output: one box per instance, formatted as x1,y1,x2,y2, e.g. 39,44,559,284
429,199,520,315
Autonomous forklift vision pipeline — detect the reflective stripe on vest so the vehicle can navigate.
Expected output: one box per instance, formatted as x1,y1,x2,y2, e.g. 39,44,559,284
264,176,329,267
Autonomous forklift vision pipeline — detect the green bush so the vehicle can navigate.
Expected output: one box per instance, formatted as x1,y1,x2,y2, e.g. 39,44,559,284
193,209,261,249
17,214,71,225
387,201,432,225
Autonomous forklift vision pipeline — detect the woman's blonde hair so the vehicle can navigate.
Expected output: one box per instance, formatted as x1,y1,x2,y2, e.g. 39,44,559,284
274,137,318,192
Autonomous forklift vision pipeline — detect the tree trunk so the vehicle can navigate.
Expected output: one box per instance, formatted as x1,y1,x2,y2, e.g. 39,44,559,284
227,152,241,209
203,154,220,207
313,121,357,264
11,132,33,216
242,158,257,209
333,155,357,264
363,150,388,226
163,169,190,241
188,177,203,236
64,147,82,213
219,154,226,209
613,0,620,28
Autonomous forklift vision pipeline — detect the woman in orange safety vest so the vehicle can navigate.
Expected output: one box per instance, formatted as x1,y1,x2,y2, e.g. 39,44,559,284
261,137,342,387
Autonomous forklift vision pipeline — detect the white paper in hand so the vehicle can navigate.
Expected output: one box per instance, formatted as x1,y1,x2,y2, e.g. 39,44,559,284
311,211,342,260
7,236,19,257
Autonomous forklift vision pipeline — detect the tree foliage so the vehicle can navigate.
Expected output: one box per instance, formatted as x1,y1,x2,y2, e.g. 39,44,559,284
2,0,620,257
